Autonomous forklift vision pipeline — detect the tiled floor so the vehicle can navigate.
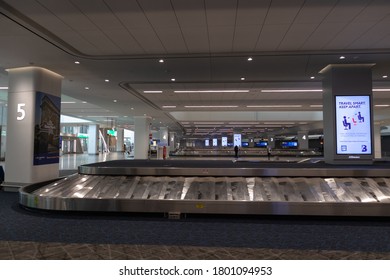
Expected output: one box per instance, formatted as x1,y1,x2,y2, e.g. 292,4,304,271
2,241,390,260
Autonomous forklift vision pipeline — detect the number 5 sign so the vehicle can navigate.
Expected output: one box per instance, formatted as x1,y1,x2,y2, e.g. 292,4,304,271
17,103,26,120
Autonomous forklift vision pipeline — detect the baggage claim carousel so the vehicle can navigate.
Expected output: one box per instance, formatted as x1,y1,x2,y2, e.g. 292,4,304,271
19,160,390,217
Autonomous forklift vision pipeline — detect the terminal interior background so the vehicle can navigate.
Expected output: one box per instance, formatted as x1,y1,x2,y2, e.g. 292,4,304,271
1,0,390,260
0,1,390,160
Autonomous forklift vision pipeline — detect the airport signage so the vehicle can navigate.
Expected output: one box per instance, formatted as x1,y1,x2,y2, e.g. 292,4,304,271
335,95,372,155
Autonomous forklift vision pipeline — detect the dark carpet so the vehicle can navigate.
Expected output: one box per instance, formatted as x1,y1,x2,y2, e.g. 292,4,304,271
1,190,390,252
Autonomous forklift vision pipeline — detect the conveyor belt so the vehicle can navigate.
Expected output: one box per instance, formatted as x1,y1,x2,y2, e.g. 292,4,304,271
20,173,390,216
19,159,390,216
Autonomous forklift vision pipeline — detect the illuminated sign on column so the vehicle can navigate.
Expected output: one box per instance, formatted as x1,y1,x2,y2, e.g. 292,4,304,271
221,137,227,147
233,134,242,147
335,95,372,155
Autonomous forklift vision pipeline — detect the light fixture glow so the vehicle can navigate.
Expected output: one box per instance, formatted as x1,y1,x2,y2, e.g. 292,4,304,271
61,101,76,104
310,76,315,79
264,122,295,125
373,89,390,92
159,59,164,63
247,57,253,61
171,78,176,81
184,105,238,108
246,105,302,108
383,75,388,78
0,86,8,90
310,105,323,108
175,90,249,93
85,87,89,90
375,104,390,107
75,61,80,64
143,90,163,93
241,77,245,81
339,56,346,59
105,79,110,82
113,100,117,102
162,105,177,108
261,89,322,93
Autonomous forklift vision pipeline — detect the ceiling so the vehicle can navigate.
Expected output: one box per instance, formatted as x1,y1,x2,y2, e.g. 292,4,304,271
1,0,390,138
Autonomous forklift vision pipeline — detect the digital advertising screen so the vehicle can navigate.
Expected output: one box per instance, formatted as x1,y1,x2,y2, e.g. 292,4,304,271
212,138,218,147
205,139,209,147
233,134,242,147
335,95,371,155
255,141,268,147
282,141,298,148
221,137,227,147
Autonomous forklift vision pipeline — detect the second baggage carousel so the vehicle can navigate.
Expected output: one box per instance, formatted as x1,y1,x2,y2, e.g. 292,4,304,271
19,159,390,216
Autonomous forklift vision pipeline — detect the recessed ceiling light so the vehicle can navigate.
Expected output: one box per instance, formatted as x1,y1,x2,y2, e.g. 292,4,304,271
105,79,110,82
171,78,176,82
85,87,89,90
382,75,388,78
246,105,302,108
373,88,390,92
0,86,8,90
61,101,76,104
143,90,163,93
113,100,117,102
241,77,245,81
82,101,87,104
310,76,315,79
247,57,253,61
159,59,164,63
261,89,322,93
74,61,80,64
184,105,238,108
339,56,346,59
175,90,249,93
131,107,134,110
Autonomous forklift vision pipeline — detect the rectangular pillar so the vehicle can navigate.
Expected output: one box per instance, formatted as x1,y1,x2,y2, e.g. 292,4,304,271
320,64,374,165
3,66,62,190
298,131,309,150
88,124,99,155
116,128,124,152
134,116,151,159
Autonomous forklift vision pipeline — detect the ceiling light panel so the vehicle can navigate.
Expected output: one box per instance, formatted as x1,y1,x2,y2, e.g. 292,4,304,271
175,90,249,93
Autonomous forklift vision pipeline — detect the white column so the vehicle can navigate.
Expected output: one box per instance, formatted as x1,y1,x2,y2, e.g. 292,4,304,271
298,131,309,150
134,116,151,159
116,128,124,152
3,66,62,190
374,122,382,159
88,124,99,155
159,127,168,146
267,134,275,149
169,132,176,151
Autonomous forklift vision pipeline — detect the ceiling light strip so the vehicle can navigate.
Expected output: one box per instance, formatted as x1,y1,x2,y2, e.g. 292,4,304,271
261,89,322,93
175,90,249,93
246,105,302,108
185,105,238,108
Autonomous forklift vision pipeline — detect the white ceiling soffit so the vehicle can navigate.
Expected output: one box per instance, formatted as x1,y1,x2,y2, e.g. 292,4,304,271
1,0,390,136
